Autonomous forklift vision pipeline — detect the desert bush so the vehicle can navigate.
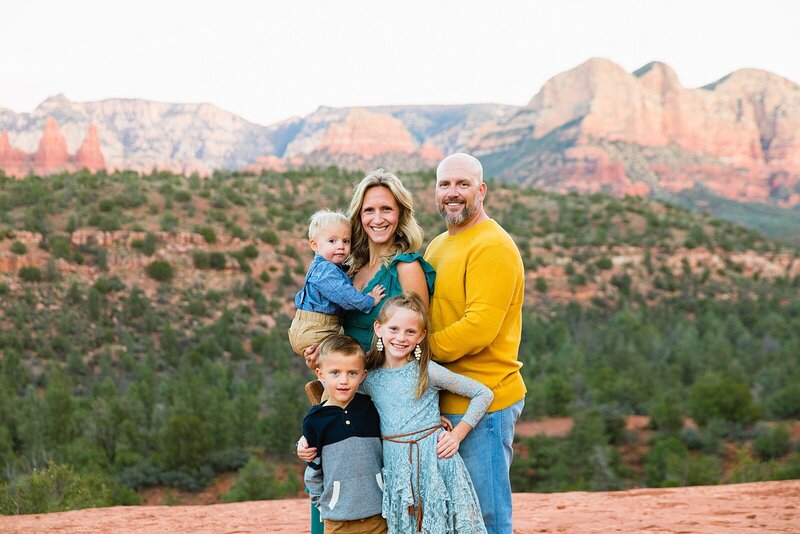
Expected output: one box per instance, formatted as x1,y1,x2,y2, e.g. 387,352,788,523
767,384,800,419
259,228,279,245
192,251,210,269
10,240,26,255
131,232,158,256
195,225,217,244
0,462,112,515
688,375,759,426
753,424,792,460
18,266,41,282
161,414,213,470
145,260,174,283
209,252,227,270
222,457,291,502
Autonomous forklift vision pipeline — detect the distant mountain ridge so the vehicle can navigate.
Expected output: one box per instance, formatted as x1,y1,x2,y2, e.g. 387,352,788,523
2,58,799,212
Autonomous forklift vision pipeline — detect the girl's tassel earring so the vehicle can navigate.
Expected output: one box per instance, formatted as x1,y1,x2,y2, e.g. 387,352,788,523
376,338,384,352
414,344,422,361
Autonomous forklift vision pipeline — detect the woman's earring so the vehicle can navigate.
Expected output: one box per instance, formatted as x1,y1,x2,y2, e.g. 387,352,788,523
414,344,422,361
376,338,384,352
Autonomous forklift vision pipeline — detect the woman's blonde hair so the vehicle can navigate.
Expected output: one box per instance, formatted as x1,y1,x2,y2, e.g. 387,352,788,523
346,169,423,271
365,292,431,400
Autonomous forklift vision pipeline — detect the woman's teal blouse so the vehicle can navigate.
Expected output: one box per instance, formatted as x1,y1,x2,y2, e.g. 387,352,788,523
342,252,435,351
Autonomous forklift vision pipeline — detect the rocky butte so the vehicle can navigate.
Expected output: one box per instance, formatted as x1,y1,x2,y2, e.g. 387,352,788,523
0,117,106,177
1,59,799,208
470,58,800,207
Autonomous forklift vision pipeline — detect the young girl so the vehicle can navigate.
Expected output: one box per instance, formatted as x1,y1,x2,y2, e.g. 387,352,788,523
302,293,491,534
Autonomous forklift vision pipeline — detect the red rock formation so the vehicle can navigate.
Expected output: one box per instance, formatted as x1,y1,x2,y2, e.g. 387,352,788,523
33,117,69,174
0,131,30,177
471,58,800,206
75,124,106,172
318,108,417,157
244,155,288,173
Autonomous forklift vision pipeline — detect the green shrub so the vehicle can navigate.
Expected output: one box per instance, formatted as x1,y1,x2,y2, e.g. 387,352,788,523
145,260,174,283
767,385,800,419
160,213,179,232
162,414,213,470
93,276,125,294
242,244,259,259
688,375,759,426
10,240,27,255
196,226,217,244
535,277,548,293
0,462,112,515
222,457,290,502
192,251,210,269
48,235,72,259
259,229,279,245
644,436,689,487
595,256,613,270
209,252,227,270
753,424,792,460
18,266,42,282
649,395,684,434
132,232,158,256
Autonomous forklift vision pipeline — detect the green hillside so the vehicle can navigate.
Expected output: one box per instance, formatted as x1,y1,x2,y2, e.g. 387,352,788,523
0,168,798,511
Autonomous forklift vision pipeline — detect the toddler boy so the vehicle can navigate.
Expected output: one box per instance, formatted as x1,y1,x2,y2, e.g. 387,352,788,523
288,210,385,356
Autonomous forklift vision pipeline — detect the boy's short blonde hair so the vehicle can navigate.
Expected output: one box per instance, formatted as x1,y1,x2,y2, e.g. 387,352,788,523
317,334,366,368
308,210,350,240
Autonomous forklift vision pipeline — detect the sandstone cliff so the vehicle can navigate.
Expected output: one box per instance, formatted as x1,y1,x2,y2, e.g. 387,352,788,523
2,60,799,208
0,118,107,177
471,58,800,206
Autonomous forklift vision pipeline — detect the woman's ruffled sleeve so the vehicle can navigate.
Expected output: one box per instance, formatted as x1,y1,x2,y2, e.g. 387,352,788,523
390,252,436,297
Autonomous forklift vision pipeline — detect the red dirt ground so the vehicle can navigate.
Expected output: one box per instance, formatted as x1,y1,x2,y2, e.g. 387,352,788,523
3,480,799,533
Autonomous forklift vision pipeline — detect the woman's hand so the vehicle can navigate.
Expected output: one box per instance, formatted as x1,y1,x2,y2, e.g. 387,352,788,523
303,345,320,369
435,430,461,458
296,435,317,462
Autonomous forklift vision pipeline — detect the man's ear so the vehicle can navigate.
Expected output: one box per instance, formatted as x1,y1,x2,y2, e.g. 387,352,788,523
315,367,324,380
359,368,367,384
478,181,487,201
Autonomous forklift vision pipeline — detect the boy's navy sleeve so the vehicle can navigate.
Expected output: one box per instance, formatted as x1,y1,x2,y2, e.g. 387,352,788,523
302,417,323,504
309,261,375,313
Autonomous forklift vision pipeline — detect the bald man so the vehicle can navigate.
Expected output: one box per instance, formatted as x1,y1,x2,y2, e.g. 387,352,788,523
425,153,526,534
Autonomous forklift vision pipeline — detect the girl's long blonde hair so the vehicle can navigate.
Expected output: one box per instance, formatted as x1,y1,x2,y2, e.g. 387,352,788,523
346,169,424,272
366,292,431,400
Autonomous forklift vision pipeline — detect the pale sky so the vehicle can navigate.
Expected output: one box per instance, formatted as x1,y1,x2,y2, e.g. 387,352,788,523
2,0,798,126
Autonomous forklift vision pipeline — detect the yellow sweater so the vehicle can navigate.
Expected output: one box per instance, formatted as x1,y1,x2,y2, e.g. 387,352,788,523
424,219,527,414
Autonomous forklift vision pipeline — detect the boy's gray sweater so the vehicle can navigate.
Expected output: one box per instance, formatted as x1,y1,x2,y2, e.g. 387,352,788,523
303,393,383,521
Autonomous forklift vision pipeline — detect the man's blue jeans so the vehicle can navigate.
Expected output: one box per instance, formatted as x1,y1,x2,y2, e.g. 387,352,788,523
444,398,524,534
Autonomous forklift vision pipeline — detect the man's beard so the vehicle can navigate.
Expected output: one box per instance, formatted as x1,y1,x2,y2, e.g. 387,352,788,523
438,196,480,226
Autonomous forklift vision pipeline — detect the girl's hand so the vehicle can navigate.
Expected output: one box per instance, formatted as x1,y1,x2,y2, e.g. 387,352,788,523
296,435,318,462
303,345,320,369
436,430,461,458
440,415,453,431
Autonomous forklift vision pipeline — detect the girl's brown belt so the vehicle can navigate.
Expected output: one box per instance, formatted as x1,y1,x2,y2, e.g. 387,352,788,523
381,424,442,532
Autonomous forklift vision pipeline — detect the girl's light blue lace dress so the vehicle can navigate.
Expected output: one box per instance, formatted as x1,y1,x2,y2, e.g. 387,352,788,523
362,360,491,534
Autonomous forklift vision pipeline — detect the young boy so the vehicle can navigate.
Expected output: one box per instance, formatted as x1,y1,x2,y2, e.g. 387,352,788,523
288,210,385,356
303,334,386,533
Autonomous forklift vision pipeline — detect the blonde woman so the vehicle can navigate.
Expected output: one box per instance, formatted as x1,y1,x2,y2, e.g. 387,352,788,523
341,169,435,351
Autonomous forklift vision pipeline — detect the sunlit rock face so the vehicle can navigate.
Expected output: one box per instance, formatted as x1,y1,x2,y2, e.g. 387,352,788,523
469,58,800,206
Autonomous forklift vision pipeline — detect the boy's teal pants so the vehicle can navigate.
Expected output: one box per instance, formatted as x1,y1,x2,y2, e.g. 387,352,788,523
311,499,323,533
